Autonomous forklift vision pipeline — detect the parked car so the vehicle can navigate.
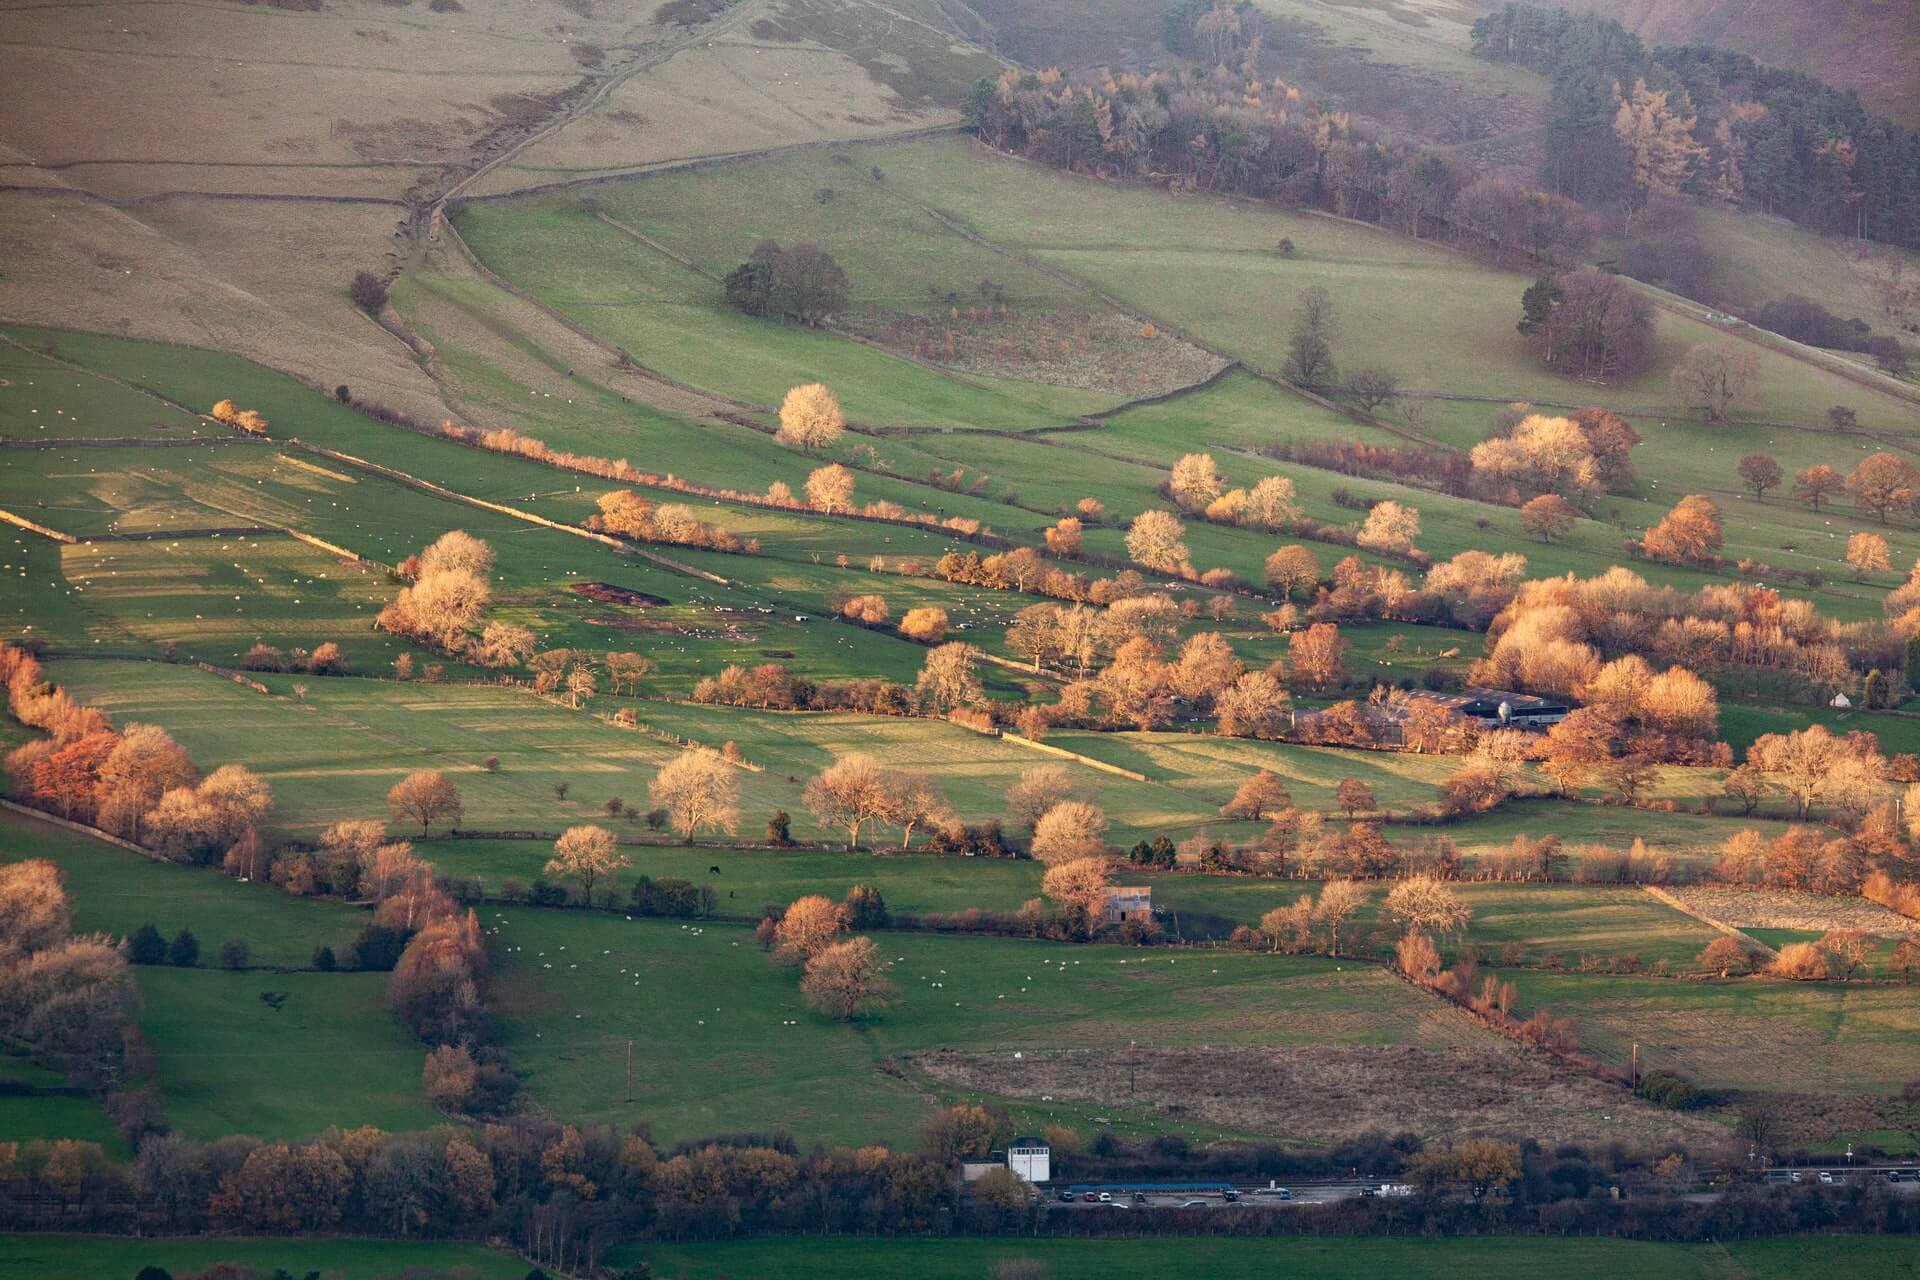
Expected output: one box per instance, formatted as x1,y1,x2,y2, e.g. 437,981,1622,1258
1097,1191,1113,1203
1058,1189,1076,1202
1132,1191,1148,1204
1180,1199,1210,1208
1819,1172,1841,1185
1082,1192,1100,1202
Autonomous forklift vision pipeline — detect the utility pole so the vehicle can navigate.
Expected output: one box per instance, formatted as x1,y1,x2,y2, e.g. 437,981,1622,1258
1630,1042,1639,1090
1129,1039,1136,1097
625,1038,634,1103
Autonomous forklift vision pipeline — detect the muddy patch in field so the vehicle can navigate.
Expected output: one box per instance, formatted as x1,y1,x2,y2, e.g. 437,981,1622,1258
839,307,1227,400
916,1045,1729,1149
572,581,670,607
1662,887,1920,936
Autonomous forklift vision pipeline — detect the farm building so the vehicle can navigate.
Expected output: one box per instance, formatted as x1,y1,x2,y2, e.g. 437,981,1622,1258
1008,1137,1051,1184
1105,886,1151,923
1403,688,1571,728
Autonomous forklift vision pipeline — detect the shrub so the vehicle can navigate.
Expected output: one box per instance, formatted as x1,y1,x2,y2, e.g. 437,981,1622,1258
1635,1070,1700,1110
1771,942,1829,980
128,923,167,965
349,924,408,972
350,270,390,313
312,945,337,972
167,929,200,967
218,938,250,970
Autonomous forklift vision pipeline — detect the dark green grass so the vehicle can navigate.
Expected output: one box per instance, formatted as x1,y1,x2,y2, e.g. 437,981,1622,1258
0,340,204,441
0,1092,128,1155
0,808,367,968
138,967,440,1141
622,1234,1920,1280
0,1235,528,1279
1720,703,1920,759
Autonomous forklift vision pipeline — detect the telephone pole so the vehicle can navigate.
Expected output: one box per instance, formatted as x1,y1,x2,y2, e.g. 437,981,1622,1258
625,1039,634,1103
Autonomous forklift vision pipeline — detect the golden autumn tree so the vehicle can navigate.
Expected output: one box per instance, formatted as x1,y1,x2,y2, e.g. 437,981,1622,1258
1639,494,1722,564
1613,80,1706,210
775,383,845,450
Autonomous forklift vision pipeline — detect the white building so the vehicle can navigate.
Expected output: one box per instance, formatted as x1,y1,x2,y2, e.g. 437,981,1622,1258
1007,1136,1051,1184
1105,886,1151,924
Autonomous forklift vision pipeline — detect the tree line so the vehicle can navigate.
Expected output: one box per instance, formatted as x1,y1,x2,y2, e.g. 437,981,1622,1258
1470,2,1920,251
965,65,1593,272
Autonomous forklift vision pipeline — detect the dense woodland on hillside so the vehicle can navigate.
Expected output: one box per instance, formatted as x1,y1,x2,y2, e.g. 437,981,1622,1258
1471,3,1920,249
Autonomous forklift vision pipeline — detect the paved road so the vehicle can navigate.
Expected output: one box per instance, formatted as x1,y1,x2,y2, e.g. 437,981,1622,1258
1047,1170,1920,1211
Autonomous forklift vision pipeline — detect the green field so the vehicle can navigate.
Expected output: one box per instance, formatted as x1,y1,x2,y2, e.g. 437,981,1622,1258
44,658,1237,844
1497,968,1920,1094
138,967,440,1141
416,836,1721,960
0,1234,528,1279
624,1233,1920,1280
446,140,1920,631
489,911,1483,1147
0,808,368,968
453,199,1116,429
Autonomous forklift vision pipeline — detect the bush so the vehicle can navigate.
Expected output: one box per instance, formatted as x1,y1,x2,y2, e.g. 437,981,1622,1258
1754,296,1870,351
312,945,337,972
1616,230,1713,300
1635,1069,1700,1110
167,929,200,967
218,938,250,970
631,876,715,918
349,924,409,971
1771,942,1829,980
350,270,389,313
128,923,166,965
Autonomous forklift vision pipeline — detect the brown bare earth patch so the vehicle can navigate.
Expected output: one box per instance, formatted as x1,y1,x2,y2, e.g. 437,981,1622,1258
1662,886,1920,936
915,1045,1731,1149
839,308,1229,399
573,581,671,607
1732,1089,1920,1149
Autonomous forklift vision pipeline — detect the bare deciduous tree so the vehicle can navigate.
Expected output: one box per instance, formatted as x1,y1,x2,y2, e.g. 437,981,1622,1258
648,747,741,844
775,383,845,450
388,769,463,836
800,935,895,1020
545,825,630,904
